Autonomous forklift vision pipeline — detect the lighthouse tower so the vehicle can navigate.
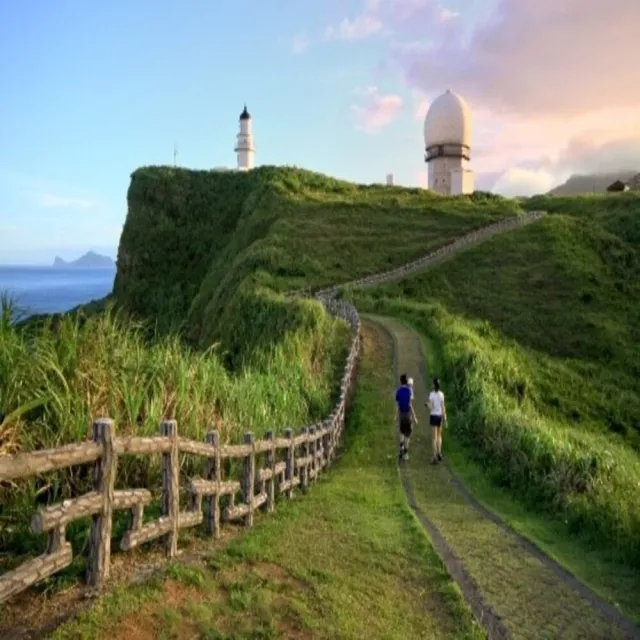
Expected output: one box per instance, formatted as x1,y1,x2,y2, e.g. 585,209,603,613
234,105,256,171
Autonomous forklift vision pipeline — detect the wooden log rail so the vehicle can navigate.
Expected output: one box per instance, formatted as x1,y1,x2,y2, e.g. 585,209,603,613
0,298,361,605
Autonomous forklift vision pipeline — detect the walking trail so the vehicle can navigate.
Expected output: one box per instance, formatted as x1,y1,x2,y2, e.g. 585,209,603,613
366,315,640,640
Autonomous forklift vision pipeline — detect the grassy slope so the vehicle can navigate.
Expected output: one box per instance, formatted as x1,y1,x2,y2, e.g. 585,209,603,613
0,167,520,588
51,324,482,640
355,214,640,444
115,166,522,364
348,194,640,569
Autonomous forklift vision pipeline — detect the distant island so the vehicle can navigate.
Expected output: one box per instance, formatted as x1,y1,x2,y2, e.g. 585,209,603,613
52,251,115,269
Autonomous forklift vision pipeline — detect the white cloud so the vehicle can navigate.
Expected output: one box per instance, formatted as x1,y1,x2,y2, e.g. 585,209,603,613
351,86,403,134
290,32,310,54
437,6,460,22
492,168,557,197
324,14,384,41
38,194,97,210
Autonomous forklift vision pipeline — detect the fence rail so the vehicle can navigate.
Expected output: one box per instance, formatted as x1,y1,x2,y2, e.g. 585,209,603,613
0,299,361,605
287,211,547,300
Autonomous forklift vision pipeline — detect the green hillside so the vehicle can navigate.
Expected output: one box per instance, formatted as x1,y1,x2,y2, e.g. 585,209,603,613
349,192,640,564
115,166,522,364
0,168,521,564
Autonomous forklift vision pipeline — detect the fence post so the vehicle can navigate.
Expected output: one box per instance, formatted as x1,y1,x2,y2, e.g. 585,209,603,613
308,426,317,483
323,421,330,466
317,424,325,469
284,428,295,499
300,427,309,489
161,419,179,557
265,431,276,513
323,419,331,464
205,429,221,538
243,432,255,527
86,418,116,588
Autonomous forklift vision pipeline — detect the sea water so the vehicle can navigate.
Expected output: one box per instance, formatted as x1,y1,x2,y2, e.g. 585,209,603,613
0,266,116,317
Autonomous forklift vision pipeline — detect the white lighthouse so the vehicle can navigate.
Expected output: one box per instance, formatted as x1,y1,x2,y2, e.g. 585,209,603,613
234,105,256,171
423,90,474,195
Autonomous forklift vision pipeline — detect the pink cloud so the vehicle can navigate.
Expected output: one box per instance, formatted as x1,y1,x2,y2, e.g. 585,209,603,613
322,0,640,188
414,97,429,120
351,87,404,134
436,6,459,22
395,0,640,117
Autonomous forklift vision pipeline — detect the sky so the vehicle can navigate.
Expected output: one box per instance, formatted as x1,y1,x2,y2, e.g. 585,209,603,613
1,0,639,264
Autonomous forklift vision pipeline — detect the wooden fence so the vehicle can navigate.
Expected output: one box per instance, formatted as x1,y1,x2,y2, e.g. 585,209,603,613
0,299,361,605
287,211,547,300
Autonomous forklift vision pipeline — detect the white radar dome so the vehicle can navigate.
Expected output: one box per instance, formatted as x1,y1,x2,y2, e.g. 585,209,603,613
423,90,472,148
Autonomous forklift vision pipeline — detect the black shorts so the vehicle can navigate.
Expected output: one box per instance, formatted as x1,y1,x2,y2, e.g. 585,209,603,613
399,413,413,437
430,414,442,427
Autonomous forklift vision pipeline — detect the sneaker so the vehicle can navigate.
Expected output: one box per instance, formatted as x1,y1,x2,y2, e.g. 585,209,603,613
431,458,439,465
403,452,409,461
437,453,443,462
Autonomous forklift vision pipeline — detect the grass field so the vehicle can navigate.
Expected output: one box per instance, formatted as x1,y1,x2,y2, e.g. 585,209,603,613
349,206,640,570
50,323,482,640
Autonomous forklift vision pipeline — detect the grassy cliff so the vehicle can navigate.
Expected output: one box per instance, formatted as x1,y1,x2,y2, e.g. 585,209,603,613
115,166,522,365
350,191,640,564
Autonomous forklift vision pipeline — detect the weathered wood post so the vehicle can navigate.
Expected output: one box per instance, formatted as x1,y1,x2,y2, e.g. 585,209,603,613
243,432,255,527
204,429,221,538
265,430,276,513
284,428,295,499
317,424,325,469
161,419,179,557
322,419,331,465
308,426,317,483
300,427,309,489
86,418,116,588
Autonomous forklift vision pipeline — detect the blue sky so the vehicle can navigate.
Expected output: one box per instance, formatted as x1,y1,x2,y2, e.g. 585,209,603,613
2,0,636,264
0,0,466,264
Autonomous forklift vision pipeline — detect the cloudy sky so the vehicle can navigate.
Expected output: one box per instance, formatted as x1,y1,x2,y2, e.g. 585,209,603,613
1,0,638,263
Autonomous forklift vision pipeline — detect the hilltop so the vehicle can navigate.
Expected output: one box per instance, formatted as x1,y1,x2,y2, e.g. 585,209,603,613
114,166,522,365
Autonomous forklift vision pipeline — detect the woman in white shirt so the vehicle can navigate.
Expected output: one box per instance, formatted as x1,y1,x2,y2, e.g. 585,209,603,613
426,378,446,464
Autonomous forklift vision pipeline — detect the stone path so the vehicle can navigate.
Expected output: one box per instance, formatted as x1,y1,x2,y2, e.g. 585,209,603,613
367,315,640,640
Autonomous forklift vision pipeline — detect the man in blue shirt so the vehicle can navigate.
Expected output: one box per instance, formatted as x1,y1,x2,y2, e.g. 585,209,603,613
395,374,417,462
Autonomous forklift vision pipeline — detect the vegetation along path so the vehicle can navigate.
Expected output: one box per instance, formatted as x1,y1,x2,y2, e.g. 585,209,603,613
368,315,640,640
50,322,483,640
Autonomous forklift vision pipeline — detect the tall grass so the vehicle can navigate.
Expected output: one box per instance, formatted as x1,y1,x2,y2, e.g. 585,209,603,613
0,298,348,555
354,294,640,567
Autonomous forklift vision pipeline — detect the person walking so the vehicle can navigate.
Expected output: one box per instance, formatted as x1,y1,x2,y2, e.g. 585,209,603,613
395,374,417,462
426,378,446,464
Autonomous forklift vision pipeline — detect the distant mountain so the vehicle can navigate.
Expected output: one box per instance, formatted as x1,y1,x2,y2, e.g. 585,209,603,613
547,171,637,196
52,251,115,269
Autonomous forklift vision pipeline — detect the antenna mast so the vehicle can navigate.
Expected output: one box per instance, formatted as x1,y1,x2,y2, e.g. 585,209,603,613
173,143,179,166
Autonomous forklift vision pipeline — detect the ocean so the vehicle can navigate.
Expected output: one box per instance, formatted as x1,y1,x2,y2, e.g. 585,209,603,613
0,266,116,318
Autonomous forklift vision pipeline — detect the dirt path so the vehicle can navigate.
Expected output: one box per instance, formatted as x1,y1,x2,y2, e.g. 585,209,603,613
367,315,640,640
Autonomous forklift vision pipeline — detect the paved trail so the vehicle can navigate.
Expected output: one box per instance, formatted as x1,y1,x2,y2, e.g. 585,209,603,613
366,315,640,640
